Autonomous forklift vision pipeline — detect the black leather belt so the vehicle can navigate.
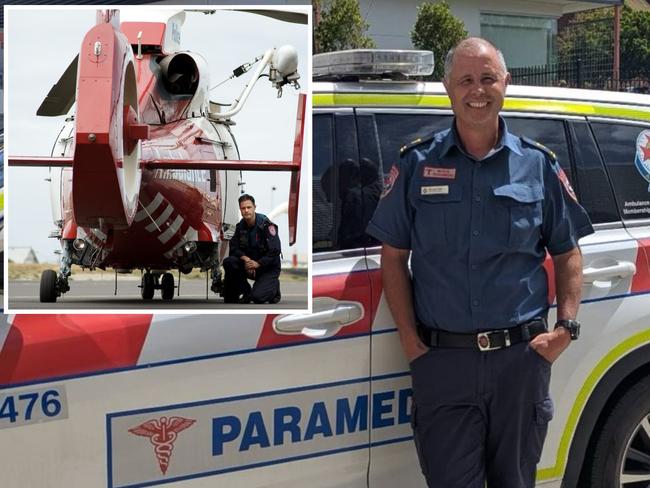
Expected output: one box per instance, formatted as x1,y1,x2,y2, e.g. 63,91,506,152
419,319,547,352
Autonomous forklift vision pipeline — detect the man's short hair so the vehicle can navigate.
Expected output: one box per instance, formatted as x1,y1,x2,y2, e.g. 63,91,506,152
443,37,508,81
239,194,256,206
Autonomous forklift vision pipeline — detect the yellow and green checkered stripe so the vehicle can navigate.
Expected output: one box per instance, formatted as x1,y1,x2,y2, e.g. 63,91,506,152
313,93,650,122
536,330,650,482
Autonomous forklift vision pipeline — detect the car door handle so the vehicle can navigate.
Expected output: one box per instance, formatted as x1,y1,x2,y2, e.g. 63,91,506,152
583,261,636,283
274,298,364,339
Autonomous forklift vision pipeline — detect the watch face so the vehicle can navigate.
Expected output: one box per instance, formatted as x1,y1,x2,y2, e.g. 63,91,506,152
557,320,580,340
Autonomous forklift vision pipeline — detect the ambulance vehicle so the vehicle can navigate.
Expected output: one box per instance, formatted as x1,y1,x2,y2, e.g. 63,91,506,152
1,50,650,488
312,50,650,488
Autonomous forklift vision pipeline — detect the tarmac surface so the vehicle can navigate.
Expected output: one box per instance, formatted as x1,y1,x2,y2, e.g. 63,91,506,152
8,279,308,311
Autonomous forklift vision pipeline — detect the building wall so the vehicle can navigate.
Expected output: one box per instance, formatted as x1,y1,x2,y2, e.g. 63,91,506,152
359,0,612,68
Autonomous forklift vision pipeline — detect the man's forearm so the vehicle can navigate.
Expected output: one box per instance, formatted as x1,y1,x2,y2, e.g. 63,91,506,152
381,244,427,361
553,246,583,320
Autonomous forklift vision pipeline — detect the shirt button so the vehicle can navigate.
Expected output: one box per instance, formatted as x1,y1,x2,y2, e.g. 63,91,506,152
472,230,479,236
471,264,478,270
476,163,482,169
474,195,481,202
472,300,480,307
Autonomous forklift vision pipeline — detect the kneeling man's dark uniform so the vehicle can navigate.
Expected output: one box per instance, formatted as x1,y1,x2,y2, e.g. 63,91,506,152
223,197,281,303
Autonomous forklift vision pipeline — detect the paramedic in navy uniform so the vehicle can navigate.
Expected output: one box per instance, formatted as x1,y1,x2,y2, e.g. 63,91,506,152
223,194,282,304
366,38,593,488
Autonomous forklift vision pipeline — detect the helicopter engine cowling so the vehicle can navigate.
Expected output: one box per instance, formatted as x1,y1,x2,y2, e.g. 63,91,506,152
72,21,148,230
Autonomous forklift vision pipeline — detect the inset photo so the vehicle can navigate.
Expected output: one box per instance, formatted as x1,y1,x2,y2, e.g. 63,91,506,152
6,6,310,312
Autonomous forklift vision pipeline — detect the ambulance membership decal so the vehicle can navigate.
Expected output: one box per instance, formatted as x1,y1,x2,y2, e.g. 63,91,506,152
635,130,650,191
107,377,414,487
624,130,650,217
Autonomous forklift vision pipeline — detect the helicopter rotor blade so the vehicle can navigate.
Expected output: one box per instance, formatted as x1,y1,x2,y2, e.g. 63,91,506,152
230,9,308,25
36,55,78,117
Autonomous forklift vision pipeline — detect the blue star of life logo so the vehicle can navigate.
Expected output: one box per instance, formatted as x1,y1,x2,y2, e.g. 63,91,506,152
635,130,650,191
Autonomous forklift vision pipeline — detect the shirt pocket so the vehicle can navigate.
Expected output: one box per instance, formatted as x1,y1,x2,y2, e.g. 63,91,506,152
413,184,463,248
492,183,543,250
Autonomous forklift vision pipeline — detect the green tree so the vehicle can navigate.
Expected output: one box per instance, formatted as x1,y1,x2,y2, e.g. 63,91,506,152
559,6,650,76
314,0,375,54
411,2,467,80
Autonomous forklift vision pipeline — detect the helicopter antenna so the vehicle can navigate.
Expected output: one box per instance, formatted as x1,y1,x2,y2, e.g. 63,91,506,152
209,55,263,91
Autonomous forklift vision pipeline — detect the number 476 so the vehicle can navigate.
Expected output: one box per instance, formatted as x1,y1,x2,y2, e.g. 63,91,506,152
0,390,62,423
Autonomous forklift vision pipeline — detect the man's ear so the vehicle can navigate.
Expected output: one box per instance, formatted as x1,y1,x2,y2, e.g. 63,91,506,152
505,72,511,88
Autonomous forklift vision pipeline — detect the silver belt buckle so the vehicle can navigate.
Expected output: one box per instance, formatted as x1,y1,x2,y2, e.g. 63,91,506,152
477,330,511,351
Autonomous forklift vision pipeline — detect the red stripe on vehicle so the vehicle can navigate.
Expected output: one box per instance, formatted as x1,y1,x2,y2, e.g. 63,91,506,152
0,314,154,386
256,271,374,348
632,238,650,293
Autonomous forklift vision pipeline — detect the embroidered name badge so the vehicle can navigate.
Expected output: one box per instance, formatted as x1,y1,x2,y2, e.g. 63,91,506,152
423,166,456,179
421,185,449,195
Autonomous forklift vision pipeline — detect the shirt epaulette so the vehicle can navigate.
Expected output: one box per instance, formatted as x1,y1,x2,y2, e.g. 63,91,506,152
520,136,557,162
400,134,436,156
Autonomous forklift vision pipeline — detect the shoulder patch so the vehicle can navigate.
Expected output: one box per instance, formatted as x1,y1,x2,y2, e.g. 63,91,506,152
381,164,400,198
521,136,557,161
400,134,436,156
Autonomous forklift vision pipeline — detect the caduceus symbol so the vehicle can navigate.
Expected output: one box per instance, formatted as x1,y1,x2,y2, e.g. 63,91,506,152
129,416,196,475
635,130,650,191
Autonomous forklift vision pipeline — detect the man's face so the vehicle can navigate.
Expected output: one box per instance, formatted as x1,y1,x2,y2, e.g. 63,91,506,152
239,199,256,223
443,46,510,130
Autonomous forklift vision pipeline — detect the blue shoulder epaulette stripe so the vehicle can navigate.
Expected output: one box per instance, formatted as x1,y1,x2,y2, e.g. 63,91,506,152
400,134,436,156
520,136,557,161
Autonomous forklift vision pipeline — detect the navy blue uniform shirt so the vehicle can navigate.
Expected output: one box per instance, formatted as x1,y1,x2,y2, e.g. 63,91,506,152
367,118,594,332
229,213,281,269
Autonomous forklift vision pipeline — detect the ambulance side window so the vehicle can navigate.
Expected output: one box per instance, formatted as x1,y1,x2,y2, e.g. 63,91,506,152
503,117,572,177
313,112,361,252
359,112,453,177
569,121,620,224
591,122,650,221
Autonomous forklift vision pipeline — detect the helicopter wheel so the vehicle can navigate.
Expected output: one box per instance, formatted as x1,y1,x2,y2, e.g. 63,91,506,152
161,272,175,301
141,272,155,300
40,269,58,303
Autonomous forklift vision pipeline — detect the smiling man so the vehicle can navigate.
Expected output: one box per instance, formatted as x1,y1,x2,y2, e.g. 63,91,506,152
366,38,594,487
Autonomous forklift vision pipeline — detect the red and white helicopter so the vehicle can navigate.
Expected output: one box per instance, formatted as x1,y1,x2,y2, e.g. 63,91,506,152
9,8,306,303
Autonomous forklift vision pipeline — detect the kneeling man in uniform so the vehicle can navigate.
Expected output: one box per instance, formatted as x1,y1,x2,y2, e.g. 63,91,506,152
223,194,281,304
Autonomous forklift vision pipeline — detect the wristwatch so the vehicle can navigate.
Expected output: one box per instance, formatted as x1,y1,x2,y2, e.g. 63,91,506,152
554,319,580,340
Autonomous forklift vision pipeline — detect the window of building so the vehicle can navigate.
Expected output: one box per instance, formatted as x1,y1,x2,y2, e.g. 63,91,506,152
480,13,556,68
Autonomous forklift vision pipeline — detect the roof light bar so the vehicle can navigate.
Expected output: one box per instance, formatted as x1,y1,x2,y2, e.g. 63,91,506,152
313,49,434,79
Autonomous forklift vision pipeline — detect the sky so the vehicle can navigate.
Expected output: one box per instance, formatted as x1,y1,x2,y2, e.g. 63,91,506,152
6,6,310,263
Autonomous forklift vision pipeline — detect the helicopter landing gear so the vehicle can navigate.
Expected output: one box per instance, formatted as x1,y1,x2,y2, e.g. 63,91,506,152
161,273,175,301
140,271,175,300
40,241,73,303
40,270,58,303
210,265,223,295
39,268,71,303
141,272,155,300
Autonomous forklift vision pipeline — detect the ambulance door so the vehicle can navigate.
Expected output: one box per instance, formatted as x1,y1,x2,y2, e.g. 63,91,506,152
356,109,453,488
0,306,371,488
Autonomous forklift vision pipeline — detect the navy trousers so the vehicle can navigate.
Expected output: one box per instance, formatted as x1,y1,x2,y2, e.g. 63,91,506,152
222,256,280,304
409,341,553,488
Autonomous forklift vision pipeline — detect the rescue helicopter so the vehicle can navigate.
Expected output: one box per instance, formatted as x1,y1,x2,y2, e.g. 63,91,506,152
8,8,306,303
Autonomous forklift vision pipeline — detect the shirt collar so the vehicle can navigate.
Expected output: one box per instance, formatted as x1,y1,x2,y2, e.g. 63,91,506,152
439,116,523,158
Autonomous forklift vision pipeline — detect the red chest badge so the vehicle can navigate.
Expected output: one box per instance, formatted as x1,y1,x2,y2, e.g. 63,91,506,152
423,166,456,179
